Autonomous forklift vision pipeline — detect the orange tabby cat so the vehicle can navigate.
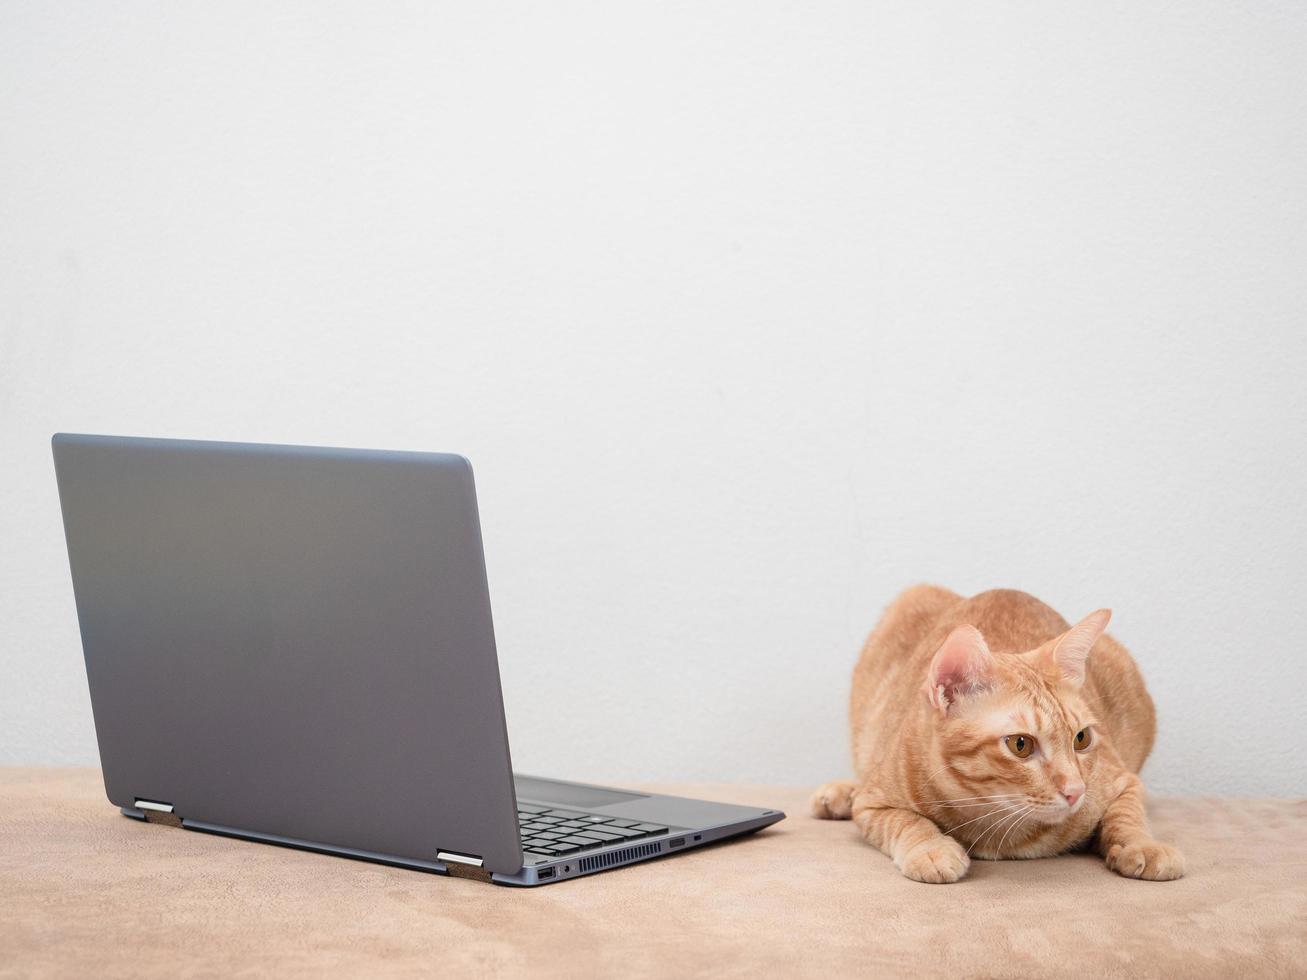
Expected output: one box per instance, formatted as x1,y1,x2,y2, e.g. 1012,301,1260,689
812,586,1184,883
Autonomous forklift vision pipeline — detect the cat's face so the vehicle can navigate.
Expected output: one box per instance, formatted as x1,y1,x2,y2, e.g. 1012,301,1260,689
921,611,1111,825
935,666,1100,824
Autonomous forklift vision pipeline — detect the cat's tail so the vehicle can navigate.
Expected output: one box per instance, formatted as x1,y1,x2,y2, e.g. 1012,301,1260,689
810,779,857,819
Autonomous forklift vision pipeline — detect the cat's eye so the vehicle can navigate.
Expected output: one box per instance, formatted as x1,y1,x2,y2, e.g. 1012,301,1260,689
1074,729,1091,751
1005,734,1035,758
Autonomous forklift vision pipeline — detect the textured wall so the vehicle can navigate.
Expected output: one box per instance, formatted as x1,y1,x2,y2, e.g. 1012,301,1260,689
3,2,1305,794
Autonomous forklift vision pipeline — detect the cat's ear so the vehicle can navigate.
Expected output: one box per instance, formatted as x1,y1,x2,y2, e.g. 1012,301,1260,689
1046,609,1111,687
924,625,994,714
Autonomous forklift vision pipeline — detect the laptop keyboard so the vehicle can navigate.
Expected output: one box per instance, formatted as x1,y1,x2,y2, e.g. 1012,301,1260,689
517,803,669,857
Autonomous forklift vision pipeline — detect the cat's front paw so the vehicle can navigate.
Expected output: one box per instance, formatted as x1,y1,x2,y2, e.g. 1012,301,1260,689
810,780,857,820
899,836,970,884
1105,840,1186,881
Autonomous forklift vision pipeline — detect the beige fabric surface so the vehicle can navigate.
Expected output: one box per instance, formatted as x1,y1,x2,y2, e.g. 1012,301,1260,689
1,768,1303,978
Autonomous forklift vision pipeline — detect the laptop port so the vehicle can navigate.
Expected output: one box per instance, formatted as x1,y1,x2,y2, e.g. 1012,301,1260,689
669,837,686,848
538,867,556,880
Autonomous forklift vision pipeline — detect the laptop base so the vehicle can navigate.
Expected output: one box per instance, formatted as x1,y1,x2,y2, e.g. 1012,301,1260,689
122,776,785,887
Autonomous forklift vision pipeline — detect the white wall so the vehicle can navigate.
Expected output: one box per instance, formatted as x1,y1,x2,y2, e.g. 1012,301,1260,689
3,2,1305,796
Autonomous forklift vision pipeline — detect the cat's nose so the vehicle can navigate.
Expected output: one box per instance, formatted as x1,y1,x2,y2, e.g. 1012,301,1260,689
1061,783,1085,806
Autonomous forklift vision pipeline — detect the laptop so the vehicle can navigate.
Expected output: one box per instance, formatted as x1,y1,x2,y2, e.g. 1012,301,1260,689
51,433,784,886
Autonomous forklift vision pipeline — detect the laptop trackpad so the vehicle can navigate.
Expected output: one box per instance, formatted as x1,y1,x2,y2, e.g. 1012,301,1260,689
514,775,647,809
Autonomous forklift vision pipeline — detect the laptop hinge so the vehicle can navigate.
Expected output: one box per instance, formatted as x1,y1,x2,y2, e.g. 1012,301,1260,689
438,850,491,882
135,798,182,828
437,850,483,867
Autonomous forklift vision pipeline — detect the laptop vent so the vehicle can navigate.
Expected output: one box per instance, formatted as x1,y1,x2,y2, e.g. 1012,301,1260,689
579,841,661,873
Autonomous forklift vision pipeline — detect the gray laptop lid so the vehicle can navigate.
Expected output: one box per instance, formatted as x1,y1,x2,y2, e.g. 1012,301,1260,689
52,433,523,874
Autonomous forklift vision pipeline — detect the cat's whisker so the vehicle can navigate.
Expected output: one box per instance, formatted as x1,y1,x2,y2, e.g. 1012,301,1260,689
925,794,1024,810
933,800,1019,808
922,761,963,784
943,801,1027,836
968,804,1033,857
994,804,1037,855
940,801,1025,830
965,808,1016,856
